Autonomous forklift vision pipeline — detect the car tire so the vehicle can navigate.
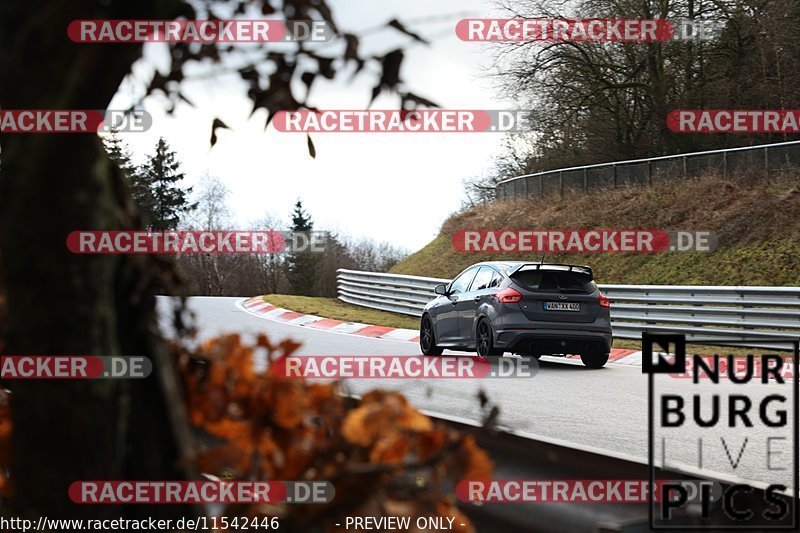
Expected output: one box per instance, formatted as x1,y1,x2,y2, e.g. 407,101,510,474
420,314,444,356
476,319,503,358
580,351,609,369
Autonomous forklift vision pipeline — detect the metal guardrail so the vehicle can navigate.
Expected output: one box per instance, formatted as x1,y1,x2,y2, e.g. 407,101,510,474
336,269,800,349
495,140,800,200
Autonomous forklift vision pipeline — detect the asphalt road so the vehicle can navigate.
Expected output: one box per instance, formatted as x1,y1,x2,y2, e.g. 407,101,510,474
158,296,797,490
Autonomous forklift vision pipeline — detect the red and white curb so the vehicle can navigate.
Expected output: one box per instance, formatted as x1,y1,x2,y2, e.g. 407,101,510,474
238,296,645,366
239,296,420,342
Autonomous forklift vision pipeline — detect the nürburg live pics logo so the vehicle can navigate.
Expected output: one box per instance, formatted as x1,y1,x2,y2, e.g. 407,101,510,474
644,333,799,529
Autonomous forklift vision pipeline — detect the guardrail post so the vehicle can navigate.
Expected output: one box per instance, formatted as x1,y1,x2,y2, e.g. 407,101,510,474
764,147,770,183
647,160,652,186
583,168,588,191
682,156,688,179
523,177,528,197
559,171,564,197
612,164,617,188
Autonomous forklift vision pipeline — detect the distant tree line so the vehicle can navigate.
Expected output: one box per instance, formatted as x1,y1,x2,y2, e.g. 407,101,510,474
104,134,406,297
465,0,800,204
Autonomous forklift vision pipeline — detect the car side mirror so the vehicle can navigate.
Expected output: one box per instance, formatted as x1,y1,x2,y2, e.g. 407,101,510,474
434,283,448,296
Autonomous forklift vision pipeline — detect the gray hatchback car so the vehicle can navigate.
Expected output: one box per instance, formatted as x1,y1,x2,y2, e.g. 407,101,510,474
419,261,613,368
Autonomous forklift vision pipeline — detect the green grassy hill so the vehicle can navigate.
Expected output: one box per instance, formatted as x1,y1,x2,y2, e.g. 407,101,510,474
391,174,800,285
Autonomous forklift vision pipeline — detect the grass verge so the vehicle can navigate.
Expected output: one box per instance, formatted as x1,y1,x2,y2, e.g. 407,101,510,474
261,294,420,330
390,174,800,285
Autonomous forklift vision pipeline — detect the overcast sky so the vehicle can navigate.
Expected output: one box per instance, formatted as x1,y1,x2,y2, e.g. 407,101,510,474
111,0,509,252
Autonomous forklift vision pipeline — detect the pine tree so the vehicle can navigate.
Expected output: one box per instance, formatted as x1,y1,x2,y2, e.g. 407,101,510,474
103,131,157,223
138,137,197,230
285,200,318,295
290,199,313,232
103,131,136,176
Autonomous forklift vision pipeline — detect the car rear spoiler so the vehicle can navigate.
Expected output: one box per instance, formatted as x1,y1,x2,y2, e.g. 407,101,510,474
507,263,594,279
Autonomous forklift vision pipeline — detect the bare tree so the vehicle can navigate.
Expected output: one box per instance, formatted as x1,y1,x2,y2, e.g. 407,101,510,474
463,134,539,205
251,213,287,295
474,0,800,202
186,174,232,230
178,175,237,295
342,236,408,272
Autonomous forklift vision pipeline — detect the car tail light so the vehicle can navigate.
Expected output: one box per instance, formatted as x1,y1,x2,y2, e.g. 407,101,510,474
599,293,610,308
496,287,522,303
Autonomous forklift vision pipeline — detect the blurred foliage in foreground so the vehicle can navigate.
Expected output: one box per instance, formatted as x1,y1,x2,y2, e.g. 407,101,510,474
0,324,493,531
177,333,492,531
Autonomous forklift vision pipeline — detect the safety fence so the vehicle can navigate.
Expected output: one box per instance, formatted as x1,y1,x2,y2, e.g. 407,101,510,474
495,140,800,200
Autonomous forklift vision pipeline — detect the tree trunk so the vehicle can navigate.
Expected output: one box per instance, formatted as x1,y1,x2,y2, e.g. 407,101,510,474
0,0,194,520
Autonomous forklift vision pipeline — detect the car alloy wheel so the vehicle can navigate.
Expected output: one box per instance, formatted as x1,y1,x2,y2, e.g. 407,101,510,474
477,320,492,357
420,315,443,356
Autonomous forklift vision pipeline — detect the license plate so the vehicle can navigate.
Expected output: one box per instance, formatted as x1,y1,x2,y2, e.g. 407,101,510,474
544,302,581,312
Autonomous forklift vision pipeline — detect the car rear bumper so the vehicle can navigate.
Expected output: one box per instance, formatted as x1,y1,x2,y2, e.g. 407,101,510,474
495,327,613,355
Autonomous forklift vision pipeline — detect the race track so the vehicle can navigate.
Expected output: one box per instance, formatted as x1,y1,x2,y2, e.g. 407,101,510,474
158,296,796,490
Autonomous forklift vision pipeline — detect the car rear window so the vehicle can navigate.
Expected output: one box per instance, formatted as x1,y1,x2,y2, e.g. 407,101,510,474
512,270,596,293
